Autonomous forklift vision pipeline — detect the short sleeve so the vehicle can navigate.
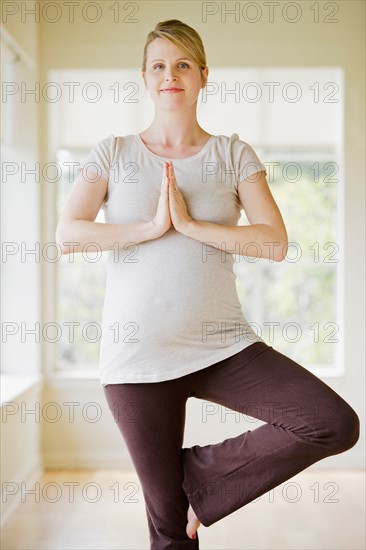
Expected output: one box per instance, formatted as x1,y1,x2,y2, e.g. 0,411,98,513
228,133,267,191
77,134,116,182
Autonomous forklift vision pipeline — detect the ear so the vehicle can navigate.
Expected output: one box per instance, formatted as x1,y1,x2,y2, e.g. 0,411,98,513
201,66,209,88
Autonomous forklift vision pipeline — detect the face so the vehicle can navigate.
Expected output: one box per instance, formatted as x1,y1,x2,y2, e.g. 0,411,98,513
142,37,208,108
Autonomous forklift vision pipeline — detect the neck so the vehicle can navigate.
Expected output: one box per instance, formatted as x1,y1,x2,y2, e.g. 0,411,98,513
141,107,209,147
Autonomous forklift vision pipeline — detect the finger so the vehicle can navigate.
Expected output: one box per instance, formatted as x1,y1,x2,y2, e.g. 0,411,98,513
166,163,173,186
167,165,173,183
169,180,177,194
163,163,169,188
169,164,176,184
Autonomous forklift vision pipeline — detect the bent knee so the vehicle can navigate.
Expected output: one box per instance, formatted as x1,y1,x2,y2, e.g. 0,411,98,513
324,404,360,453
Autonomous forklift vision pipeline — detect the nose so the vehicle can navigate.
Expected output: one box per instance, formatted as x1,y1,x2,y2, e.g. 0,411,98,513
164,67,178,80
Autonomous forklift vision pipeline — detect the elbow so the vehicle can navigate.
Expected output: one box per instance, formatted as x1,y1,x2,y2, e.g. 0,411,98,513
275,247,287,262
55,224,68,255
272,228,288,262
266,225,288,262
55,220,81,255
276,237,289,262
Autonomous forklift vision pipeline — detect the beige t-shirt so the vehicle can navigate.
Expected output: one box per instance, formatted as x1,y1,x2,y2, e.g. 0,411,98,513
77,133,267,385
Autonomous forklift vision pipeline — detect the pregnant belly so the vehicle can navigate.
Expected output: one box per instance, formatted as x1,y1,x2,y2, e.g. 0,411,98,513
102,268,246,351
103,234,243,343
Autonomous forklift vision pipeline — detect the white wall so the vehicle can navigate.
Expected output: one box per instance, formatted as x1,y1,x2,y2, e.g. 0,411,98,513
0,384,43,525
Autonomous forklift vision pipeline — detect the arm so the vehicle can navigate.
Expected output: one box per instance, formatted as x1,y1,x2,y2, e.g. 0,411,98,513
55,171,159,255
179,170,289,262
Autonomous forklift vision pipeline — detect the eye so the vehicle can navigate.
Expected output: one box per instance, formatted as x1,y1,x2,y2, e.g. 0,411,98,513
153,62,190,70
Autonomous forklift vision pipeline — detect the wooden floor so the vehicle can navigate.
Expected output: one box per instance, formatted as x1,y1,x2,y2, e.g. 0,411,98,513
1,469,365,549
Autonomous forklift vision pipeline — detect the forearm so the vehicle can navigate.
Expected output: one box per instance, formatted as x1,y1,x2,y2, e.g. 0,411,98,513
180,220,288,262
56,220,159,255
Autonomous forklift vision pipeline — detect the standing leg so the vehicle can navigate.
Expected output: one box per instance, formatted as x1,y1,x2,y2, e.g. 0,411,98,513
103,377,200,549
181,342,360,527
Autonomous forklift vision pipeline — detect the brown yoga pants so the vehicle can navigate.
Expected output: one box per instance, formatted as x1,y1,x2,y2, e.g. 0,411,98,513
103,341,360,549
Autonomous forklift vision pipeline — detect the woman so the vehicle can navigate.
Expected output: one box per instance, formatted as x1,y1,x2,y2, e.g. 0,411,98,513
56,19,360,550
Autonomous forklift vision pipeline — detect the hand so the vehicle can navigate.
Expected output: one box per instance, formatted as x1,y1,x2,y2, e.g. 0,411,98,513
167,161,193,232
151,161,173,237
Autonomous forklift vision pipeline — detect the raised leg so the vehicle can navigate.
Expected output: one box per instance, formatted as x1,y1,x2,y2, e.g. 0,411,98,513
181,342,360,527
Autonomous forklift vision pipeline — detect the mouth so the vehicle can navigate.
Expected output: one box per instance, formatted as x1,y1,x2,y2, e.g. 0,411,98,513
160,88,184,93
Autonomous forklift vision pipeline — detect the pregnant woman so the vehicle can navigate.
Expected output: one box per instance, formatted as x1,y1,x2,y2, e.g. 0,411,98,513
56,19,360,550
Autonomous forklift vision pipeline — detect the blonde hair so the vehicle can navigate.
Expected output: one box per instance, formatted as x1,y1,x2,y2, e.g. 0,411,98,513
141,19,207,87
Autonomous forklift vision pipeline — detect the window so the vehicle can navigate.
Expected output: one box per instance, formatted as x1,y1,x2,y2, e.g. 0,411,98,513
51,67,343,376
235,153,342,376
56,148,106,371
1,32,41,379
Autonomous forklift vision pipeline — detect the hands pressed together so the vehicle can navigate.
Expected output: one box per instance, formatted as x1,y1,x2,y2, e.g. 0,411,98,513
152,161,193,237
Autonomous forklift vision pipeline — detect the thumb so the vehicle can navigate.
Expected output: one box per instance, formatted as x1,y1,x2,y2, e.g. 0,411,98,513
161,162,169,189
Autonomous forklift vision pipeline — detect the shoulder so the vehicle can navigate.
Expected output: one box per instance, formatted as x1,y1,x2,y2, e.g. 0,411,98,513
94,134,116,147
213,133,258,158
93,133,136,151
214,133,262,161
216,133,267,182
92,134,135,162
221,132,257,152
89,134,117,159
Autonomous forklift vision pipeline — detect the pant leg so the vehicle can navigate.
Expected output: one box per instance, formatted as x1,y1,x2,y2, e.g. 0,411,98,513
103,378,200,550
181,341,360,527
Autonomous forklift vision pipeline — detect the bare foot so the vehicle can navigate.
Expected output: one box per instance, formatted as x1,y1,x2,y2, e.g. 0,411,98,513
186,502,201,539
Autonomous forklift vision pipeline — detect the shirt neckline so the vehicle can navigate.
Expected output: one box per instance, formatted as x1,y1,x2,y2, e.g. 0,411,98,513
134,133,216,161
